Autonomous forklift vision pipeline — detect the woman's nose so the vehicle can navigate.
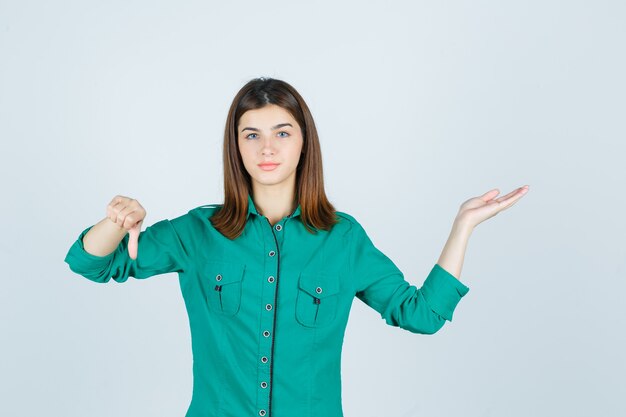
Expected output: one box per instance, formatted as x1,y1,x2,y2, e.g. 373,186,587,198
261,136,276,152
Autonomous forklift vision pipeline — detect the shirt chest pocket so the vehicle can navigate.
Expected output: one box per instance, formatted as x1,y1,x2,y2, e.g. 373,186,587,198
295,272,341,327
204,261,245,317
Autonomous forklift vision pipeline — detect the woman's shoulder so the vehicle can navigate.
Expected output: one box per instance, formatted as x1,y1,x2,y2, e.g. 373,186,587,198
333,210,367,236
187,203,223,216
334,210,359,225
191,203,224,210
160,204,222,229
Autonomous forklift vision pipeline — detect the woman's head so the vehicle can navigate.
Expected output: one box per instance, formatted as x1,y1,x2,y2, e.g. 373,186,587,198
237,103,304,195
211,77,338,239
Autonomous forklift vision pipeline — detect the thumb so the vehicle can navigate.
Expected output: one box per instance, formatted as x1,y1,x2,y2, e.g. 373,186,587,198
127,219,143,260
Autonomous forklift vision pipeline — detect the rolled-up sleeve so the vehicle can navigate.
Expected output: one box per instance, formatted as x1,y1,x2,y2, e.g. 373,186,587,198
64,217,189,284
350,221,469,334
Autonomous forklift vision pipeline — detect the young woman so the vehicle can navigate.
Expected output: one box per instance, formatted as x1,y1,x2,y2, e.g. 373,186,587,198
64,77,529,417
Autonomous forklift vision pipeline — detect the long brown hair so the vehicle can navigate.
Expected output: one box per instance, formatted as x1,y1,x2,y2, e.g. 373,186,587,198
210,77,339,239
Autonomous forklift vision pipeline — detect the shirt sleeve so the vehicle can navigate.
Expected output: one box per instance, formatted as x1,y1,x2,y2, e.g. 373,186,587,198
63,217,189,284
350,220,470,334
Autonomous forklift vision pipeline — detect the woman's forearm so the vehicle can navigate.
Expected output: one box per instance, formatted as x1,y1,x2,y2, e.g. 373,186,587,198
82,217,128,257
436,219,473,281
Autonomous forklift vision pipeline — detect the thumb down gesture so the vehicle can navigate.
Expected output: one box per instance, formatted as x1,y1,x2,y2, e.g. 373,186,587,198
106,195,147,260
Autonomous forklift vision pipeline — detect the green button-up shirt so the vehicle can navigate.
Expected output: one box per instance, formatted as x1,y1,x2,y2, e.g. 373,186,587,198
64,193,470,417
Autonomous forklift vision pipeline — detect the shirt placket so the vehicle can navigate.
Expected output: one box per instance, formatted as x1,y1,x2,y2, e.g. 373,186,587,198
257,215,286,417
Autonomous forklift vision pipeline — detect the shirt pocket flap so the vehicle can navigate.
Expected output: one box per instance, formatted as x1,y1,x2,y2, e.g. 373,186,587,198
298,272,340,299
205,260,245,286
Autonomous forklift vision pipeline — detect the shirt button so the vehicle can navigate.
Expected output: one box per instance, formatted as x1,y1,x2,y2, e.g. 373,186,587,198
263,330,270,337
316,286,322,294
261,381,268,388
215,274,222,281
259,410,266,416
268,276,275,283
261,356,268,363
275,224,282,231
265,303,272,311
268,250,276,257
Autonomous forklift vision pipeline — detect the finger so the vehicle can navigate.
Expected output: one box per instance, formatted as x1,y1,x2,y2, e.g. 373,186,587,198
108,195,126,206
496,188,528,209
112,204,126,228
107,195,127,213
116,203,137,229
480,189,500,202
108,197,128,225
495,185,529,204
494,189,520,203
107,203,120,223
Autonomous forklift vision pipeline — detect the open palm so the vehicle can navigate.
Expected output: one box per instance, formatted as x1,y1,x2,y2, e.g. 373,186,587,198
457,185,529,228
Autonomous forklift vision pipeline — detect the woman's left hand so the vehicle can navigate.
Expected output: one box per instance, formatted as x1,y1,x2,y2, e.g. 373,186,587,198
455,185,530,229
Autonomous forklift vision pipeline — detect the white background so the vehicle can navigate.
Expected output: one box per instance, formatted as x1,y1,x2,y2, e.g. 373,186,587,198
1,0,624,416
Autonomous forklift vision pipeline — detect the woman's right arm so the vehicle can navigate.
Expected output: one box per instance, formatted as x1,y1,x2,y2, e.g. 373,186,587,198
64,195,189,283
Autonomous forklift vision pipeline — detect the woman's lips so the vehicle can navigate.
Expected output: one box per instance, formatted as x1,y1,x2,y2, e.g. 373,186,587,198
258,163,279,171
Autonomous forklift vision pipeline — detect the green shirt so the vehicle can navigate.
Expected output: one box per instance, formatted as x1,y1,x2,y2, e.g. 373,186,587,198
64,193,470,417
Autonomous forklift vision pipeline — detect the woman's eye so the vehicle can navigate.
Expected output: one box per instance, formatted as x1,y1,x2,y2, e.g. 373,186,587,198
245,132,289,140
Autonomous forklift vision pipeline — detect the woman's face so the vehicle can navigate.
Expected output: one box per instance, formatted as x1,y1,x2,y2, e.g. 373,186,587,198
237,104,304,190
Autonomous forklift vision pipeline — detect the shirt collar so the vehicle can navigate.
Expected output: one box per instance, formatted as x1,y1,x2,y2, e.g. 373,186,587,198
246,193,301,220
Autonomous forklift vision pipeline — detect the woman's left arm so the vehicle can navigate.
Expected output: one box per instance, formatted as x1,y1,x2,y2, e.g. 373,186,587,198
437,185,530,280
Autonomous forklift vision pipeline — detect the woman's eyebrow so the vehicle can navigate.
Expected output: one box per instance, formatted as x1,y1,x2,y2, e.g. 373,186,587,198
241,123,293,133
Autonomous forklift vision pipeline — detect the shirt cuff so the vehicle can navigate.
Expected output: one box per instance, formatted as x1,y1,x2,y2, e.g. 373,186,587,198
419,263,470,322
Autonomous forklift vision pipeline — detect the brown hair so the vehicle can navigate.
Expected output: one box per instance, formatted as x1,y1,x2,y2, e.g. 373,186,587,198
210,77,339,239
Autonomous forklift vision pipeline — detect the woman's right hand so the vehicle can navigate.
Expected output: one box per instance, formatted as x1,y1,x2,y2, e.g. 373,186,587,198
106,195,147,260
